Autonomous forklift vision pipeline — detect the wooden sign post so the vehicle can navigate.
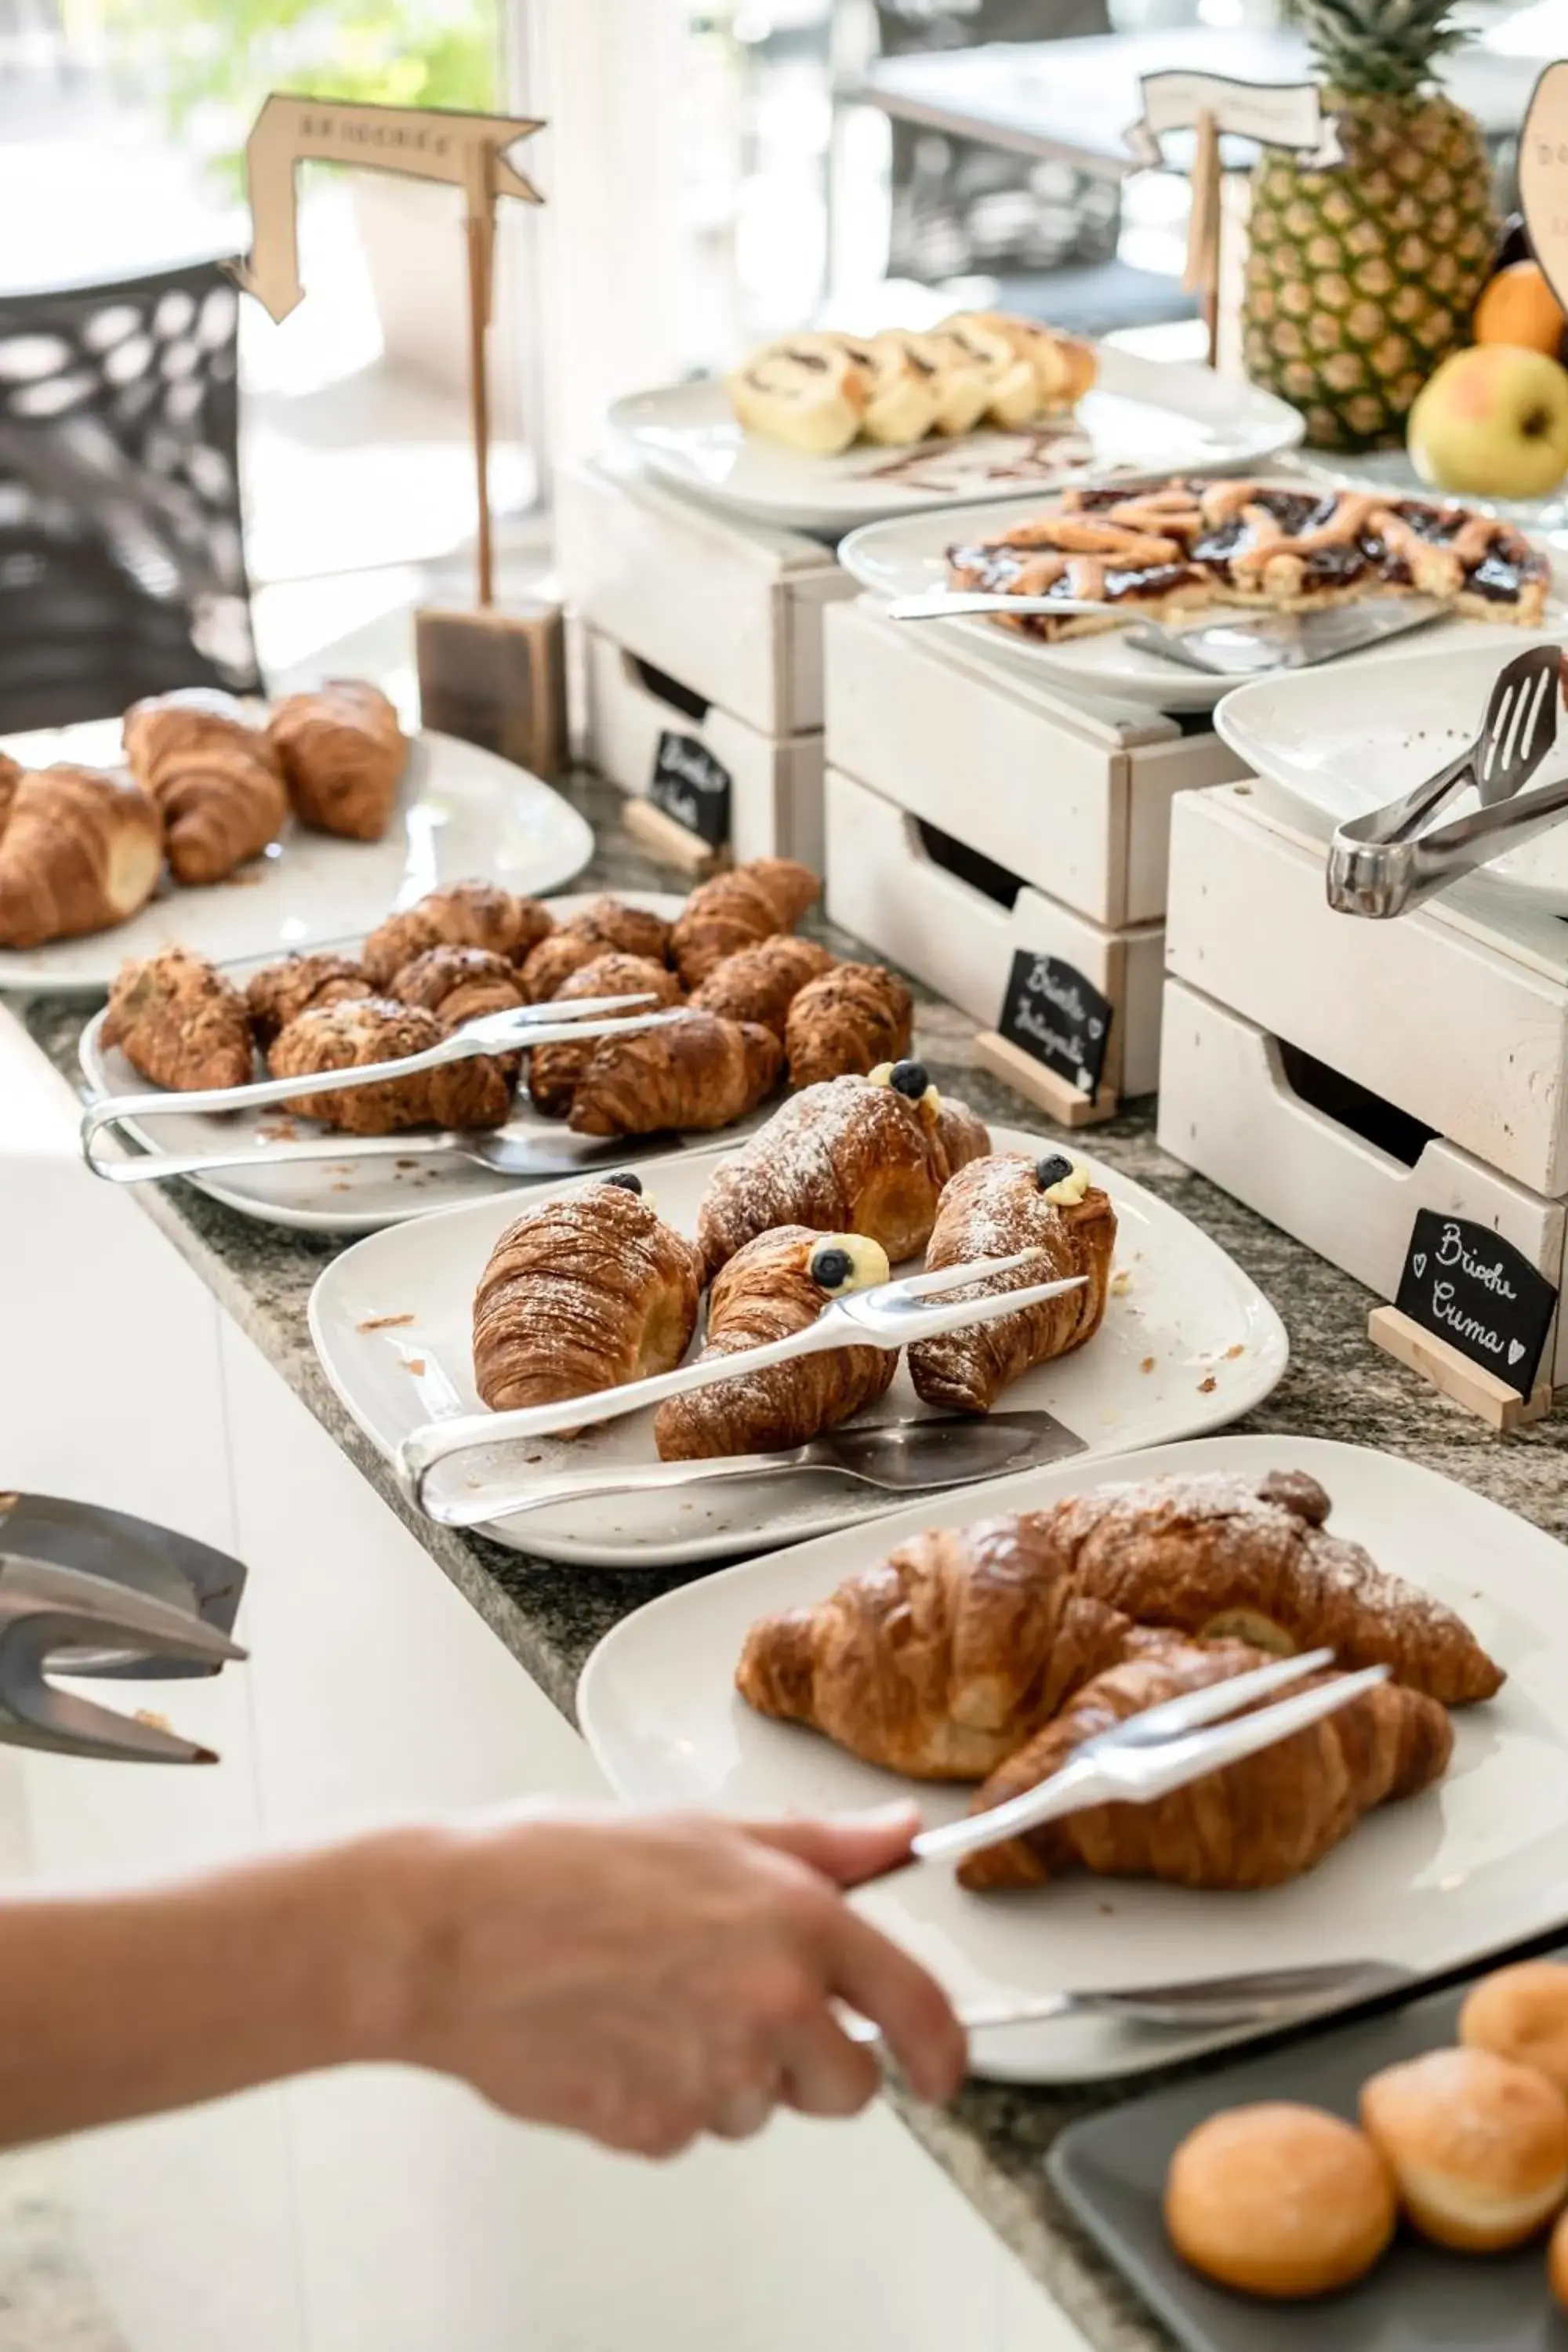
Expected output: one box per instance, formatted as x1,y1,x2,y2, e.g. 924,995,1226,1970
1519,64,1568,313
1124,74,1343,369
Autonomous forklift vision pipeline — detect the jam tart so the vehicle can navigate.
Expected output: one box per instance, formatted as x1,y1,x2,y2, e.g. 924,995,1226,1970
946,477,1552,641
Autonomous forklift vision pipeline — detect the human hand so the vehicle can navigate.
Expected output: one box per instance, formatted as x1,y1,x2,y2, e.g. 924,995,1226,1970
382,1803,965,2158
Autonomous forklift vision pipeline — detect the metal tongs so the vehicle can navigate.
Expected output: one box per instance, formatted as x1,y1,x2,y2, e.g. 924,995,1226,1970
1327,643,1567,916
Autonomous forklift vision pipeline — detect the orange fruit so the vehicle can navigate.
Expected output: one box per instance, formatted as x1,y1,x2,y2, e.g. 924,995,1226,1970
1474,260,1568,357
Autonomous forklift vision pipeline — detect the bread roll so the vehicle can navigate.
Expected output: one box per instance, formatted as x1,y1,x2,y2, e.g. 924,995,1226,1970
1164,2101,1395,2299
1360,2045,1568,2250
1460,1962,1568,2095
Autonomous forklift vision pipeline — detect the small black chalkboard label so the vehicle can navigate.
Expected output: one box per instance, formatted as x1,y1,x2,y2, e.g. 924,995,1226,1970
997,950,1113,1097
648,730,731,848
1394,1210,1557,1399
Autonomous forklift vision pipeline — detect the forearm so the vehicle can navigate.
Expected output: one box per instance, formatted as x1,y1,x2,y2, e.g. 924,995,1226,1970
0,1828,437,2150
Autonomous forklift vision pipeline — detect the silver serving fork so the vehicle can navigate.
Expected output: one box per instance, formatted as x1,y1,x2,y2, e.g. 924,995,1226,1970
1327,641,1565,916
397,1250,1087,1523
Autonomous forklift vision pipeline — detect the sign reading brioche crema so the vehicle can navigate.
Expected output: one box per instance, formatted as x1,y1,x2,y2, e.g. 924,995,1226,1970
1394,1211,1556,1399
1123,72,1344,167
997,950,1112,1098
648,730,732,848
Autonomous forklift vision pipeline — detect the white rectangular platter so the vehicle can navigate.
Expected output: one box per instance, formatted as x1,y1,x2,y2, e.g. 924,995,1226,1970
576,1432,1568,2082
307,1129,1287,1568
609,347,1304,535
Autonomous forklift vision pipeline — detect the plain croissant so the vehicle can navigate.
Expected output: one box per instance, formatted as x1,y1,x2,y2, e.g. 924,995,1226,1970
0,764,164,948
122,689,287,885
268,678,407,841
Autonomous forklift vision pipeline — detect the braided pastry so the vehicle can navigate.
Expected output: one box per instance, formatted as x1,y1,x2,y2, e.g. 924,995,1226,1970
0,764,163,948
669,859,819,988
122,690,286,885
785,961,913,1088
527,951,684,1118
268,679,406,841
362,882,554,988
245,953,372,1047
568,1011,782,1139
520,898,673,1001
267,997,511,1134
689,934,835,1038
103,946,255,1091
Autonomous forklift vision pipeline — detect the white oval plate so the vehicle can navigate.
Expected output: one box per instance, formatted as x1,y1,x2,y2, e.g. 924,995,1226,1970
577,1431,1568,2083
1216,637,1568,916
78,892,688,1235
840,495,1568,717
608,347,1304,535
307,1128,1287,1569
0,729,594,996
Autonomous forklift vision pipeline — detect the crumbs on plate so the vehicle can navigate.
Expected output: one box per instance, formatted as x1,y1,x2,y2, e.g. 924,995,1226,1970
1109,1269,1132,1297
133,1709,172,1733
1223,1342,1245,1360
1139,1356,1156,1374
1198,1374,1217,1393
403,1357,426,1376
357,1312,416,1333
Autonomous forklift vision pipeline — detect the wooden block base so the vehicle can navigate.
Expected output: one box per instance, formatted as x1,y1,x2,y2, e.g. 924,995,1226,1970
1367,1305,1553,1432
973,1030,1118,1127
416,601,568,780
620,795,729,876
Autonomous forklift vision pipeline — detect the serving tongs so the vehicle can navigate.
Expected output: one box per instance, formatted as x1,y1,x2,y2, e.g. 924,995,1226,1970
887,589,1448,676
398,1250,1088,1526
80,992,686,1182
1327,642,1566,916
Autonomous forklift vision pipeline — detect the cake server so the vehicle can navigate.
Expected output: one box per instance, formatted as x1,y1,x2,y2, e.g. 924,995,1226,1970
885,590,1448,673
397,1251,1088,1523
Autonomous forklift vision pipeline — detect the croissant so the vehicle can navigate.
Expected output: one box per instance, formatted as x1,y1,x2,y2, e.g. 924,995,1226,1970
0,750,20,826
361,883,555,988
908,1152,1116,1412
473,1176,703,1428
689,935,835,1036
785,962,913,1088
520,898,673,1001
389,944,527,1027
670,858,819,987
568,1011,782,1139
245,953,372,1047
268,997,511,1134
655,1226,897,1461
527,952,684,1118
122,690,287,885
695,1070,991,1282
0,764,163,948
958,1635,1453,1894
103,946,255,1091
267,679,406,841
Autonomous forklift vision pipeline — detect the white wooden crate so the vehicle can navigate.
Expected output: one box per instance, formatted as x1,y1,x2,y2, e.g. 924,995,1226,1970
824,597,1247,928
824,764,1164,1098
1158,975,1567,1386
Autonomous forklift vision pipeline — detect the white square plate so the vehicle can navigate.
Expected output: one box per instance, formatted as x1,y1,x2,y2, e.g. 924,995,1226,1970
577,1432,1568,2082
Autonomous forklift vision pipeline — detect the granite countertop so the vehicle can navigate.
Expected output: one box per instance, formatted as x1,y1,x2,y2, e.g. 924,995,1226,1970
20,769,1568,2352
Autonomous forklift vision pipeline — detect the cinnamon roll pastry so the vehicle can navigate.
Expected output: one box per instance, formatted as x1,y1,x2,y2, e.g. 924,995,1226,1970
0,764,163,948
388,944,527,1027
267,679,406,842
670,858,819,988
361,882,554,989
785,962,913,1089
940,310,1095,424
568,1011,782,1140
520,897,673,1001
245,952,373,1047
267,998,511,1134
103,946,255,1092
695,1063,991,1282
900,328,991,438
908,1152,1116,1413
655,1226,897,1461
122,689,287,885
689,934,834,1039
473,1174,703,1428
527,951,684,1118
726,337,868,456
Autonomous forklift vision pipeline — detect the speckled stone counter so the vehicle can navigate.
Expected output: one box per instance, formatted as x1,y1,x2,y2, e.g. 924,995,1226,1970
20,771,1568,2352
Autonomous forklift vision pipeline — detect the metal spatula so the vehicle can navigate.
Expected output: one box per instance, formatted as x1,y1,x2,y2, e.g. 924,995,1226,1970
886,589,1448,674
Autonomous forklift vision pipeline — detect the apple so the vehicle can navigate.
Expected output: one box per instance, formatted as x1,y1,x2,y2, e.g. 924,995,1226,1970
1407,346,1568,499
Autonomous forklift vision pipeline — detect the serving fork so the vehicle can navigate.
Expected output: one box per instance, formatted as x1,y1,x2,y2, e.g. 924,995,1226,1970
397,1250,1087,1523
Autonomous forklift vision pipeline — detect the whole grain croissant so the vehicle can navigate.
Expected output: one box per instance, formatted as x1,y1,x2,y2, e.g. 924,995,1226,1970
0,764,163,948
389,944,527,1027
670,858,819,987
267,679,406,841
908,1153,1116,1412
473,1178,703,1425
520,898,673,1001
695,1073,991,1282
690,935,835,1036
958,1635,1453,1893
245,952,373,1046
528,951,684,1118
785,962,913,1089
103,946,255,1092
122,689,287,885
268,997,512,1134
362,883,555,988
568,1011,782,1139
655,1225,896,1461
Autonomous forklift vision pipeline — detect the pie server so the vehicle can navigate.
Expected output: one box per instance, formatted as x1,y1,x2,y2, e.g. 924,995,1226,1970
884,590,1448,675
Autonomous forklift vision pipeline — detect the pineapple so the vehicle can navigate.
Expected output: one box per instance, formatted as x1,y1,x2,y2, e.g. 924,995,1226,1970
1242,0,1497,452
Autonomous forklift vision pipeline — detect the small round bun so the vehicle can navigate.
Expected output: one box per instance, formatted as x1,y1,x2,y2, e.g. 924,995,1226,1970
1360,2045,1568,2251
1461,1962,1568,2095
1164,2102,1395,2299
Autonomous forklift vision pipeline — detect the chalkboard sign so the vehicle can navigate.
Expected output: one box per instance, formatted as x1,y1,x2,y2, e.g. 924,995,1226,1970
997,950,1113,1097
1394,1211,1557,1398
648,730,731,848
